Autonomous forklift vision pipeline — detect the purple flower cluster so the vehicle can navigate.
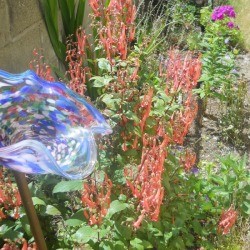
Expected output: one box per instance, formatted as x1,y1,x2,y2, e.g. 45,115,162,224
211,5,236,21
227,21,235,29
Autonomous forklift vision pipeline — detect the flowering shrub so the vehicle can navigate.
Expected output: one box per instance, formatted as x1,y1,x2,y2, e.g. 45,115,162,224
211,5,238,31
197,5,242,104
201,5,241,42
198,5,247,148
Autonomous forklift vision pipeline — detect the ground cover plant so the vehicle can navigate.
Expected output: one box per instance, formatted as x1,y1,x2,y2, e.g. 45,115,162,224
0,0,249,249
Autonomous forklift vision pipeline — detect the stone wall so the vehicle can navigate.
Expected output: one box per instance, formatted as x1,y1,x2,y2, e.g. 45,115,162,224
0,0,57,73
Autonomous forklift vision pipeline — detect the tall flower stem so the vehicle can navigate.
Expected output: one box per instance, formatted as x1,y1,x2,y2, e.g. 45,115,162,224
14,172,47,250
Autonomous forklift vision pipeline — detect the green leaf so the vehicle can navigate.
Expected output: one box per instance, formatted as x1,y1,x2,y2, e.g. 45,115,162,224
73,225,98,243
148,225,163,236
130,238,144,250
65,209,86,226
0,221,15,237
40,0,66,63
46,205,61,216
58,0,75,36
32,197,46,206
91,76,113,88
91,76,105,87
98,58,112,72
163,172,171,192
114,222,132,240
101,93,120,110
192,220,202,234
125,110,140,123
99,240,113,249
164,232,173,243
53,180,83,193
242,201,250,215
75,0,86,29
114,241,127,250
124,149,138,157
173,236,185,249
107,200,128,218
1,229,23,241
193,88,205,97
210,176,224,186
243,184,250,193
142,240,153,249
102,76,113,86
202,202,213,211
65,218,85,227
20,215,32,236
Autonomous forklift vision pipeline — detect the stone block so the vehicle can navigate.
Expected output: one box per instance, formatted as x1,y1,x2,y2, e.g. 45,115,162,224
0,0,11,48
0,20,57,73
8,0,42,37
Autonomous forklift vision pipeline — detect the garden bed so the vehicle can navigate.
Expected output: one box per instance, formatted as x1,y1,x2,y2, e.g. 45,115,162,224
0,1,249,249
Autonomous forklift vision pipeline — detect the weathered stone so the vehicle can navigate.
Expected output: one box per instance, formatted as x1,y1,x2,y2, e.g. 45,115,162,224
0,20,57,72
0,0,11,48
8,0,42,38
0,42,15,71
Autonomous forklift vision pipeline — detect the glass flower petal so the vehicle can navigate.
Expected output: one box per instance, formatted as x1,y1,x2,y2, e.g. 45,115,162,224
0,70,112,179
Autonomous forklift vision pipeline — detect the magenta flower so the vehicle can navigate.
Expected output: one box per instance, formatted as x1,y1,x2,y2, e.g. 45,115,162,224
211,5,236,21
227,21,235,29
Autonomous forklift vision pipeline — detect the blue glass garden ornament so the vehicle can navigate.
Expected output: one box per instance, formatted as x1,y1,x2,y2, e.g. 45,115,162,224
0,69,112,179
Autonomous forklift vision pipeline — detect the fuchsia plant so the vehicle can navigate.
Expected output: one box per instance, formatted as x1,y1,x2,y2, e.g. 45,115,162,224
66,28,89,96
29,49,55,82
28,2,241,241
124,89,170,228
122,50,201,228
81,174,112,225
218,205,238,235
31,3,201,229
90,0,136,62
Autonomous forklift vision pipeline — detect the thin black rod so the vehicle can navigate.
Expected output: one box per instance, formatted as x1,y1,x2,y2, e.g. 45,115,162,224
14,172,47,250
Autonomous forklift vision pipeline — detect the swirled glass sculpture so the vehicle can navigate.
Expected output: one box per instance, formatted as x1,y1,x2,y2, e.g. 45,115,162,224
0,70,112,179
